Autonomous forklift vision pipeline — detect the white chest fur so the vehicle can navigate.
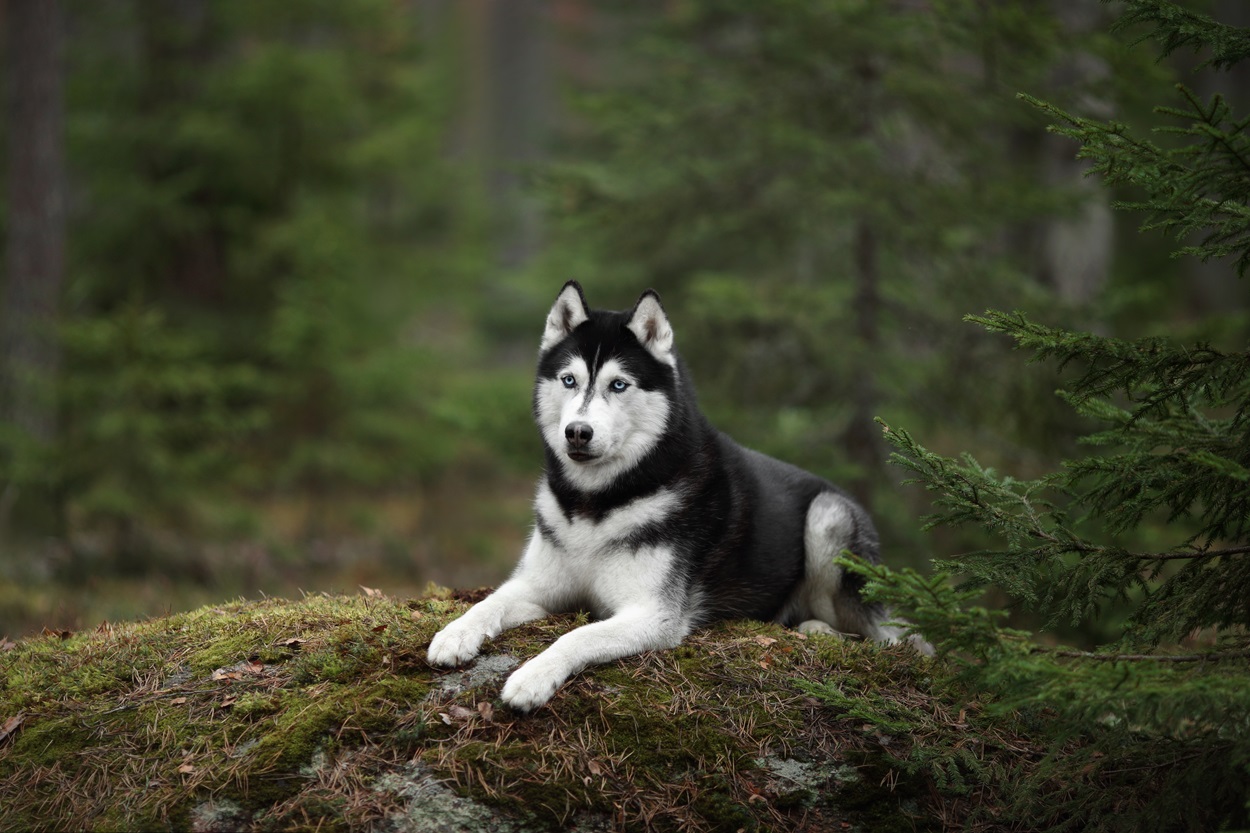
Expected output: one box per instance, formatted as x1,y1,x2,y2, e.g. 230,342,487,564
521,483,681,616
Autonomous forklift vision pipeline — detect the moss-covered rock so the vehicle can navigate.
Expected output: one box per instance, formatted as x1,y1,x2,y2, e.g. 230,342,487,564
0,589,937,831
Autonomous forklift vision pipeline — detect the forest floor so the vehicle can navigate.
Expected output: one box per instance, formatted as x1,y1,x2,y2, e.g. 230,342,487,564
0,587,1046,832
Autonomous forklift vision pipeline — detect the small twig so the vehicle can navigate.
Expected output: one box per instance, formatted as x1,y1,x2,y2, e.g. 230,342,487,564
1045,647,1250,663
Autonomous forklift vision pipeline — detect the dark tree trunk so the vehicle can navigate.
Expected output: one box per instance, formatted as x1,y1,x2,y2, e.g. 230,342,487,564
842,59,885,514
1,0,66,444
844,219,883,514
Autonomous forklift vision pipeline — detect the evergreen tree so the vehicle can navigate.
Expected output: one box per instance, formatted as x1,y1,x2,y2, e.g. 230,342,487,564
843,2,1250,827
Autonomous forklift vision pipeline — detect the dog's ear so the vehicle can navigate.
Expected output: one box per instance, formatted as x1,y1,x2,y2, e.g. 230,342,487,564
541,281,590,352
627,289,675,365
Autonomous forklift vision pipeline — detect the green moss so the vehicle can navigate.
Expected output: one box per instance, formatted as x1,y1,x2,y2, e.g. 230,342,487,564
692,785,757,833
5,715,96,769
0,590,995,831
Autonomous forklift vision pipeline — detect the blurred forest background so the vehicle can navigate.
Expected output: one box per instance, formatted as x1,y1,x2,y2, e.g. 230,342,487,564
1,0,1247,639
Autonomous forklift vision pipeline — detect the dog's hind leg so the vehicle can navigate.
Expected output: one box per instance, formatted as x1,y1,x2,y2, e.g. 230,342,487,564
784,492,900,642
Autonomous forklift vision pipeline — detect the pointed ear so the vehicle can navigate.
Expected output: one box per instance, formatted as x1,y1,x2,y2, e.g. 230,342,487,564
541,281,590,352
627,289,675,365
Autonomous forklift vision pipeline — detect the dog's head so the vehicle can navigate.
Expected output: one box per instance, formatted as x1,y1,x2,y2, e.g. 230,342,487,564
533,281,678,493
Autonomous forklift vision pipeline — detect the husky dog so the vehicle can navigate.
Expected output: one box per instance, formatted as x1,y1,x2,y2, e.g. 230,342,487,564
427,281,917,711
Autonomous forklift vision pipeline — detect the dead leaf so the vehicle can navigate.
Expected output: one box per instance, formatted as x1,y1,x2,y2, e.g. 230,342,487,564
360,585,384,598
276,638,305,650
212,660,264,682
586,759,603,777
438,712,453,725
753,636,778,647
41,627,72,641
477,701,494,722
0,713,25,744
0,638,16,652
371,624,388,634
170,697,188,706
447,705,476,722
178,763,196,775
220,695,237,708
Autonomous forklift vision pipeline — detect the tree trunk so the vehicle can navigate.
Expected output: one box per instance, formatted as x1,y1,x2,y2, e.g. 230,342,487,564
841,58,885,514
844,219,882,514
1,0,66,444
1041,0,1113,306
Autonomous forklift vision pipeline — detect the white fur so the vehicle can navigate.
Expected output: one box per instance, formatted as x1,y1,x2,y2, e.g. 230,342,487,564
778,491,923,648
534,482,680,559
428,483,690,711
534,356,671,493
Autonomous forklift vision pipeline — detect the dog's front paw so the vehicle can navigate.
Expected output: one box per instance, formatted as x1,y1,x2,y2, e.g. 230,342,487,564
500,657,567,712
427,622,486,667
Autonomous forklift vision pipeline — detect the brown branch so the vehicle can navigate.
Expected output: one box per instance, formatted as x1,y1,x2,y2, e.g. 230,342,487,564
1145,544,1250,561
1063,542,1250,562
1046,647,1250,663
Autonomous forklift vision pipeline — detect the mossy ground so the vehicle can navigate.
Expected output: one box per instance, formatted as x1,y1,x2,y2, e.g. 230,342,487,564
1,587,1008,832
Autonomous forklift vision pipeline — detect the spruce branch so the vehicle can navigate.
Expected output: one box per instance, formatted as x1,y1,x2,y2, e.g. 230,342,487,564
878,414,1250,640
1111,0,1250,70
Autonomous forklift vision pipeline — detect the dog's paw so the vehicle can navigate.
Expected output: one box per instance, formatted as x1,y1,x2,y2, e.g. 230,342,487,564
427,623,485,667
795,619,844,638
500,658,566,712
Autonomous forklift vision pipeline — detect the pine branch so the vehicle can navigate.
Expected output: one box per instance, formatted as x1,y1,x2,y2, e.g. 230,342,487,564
1111,0,1250,70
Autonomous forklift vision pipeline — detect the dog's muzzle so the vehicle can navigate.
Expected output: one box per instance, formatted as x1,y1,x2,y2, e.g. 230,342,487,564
565,421,596,462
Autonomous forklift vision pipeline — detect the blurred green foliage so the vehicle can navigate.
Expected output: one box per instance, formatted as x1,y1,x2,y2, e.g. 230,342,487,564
4,1,531,556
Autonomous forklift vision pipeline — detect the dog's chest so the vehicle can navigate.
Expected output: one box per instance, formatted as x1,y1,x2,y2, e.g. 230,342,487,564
536,484,677,554
531,484,681,612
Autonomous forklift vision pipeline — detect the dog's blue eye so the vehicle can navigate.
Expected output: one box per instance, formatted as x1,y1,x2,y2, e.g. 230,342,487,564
561,375,577,388
610,380,630,393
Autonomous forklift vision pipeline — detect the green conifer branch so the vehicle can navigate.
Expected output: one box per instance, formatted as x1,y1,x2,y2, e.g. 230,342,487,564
1020,78,1250,274
1111,0,1250,70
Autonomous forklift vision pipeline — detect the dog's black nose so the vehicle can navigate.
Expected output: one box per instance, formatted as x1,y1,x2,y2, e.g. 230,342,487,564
565,422,594,448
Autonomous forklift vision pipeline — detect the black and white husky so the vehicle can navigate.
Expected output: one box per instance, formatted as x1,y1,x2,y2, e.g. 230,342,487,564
428,282,917,711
